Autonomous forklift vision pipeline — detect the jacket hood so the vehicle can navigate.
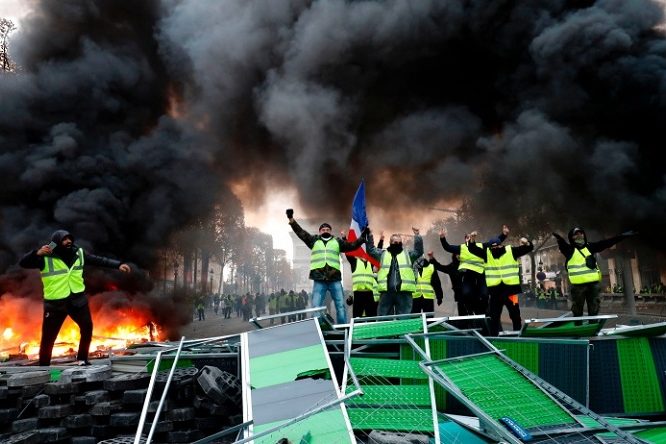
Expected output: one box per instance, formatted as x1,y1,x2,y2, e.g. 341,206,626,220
51,230,74,244
567,227,587,244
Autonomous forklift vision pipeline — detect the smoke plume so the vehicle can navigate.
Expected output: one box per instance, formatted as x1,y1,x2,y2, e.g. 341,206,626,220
1,0,665,331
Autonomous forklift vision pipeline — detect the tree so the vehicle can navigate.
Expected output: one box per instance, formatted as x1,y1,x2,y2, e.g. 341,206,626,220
0,18,17,73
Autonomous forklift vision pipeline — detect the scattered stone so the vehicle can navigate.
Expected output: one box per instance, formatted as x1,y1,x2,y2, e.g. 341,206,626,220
6,371,50,388
0,407,19,424
108,412,140,427
166,407,195,422
83,390,109,405
37,426,69,442
103,374,151,392
11,417,39,433
122,388,147,405
62,414,93,429
44,381,84,396
5,431,42,444
38,404,72,419
90,401,122,416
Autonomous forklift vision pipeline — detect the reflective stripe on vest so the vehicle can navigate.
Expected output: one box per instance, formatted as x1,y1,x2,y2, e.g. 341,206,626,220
41,248,85,300
352,260,376,292
310,238,341,271
485,246,520,287
459,243,485,273
377,251,417,292
567,247,601,284
413,263,435,299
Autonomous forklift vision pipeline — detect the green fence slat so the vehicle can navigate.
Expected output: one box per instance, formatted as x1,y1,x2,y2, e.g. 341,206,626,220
490,339,539,374
616,337,665,414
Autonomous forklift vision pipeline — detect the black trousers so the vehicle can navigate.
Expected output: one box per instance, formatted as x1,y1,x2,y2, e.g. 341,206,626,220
488,287,522,336
40,293,93,366
411,296,435,314
352,291,377,318
460,271,489,315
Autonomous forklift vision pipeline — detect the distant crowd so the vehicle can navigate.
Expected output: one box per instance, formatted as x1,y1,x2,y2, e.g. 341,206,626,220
193,290,312,324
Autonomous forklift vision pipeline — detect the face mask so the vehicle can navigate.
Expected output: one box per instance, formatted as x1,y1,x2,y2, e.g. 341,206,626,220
388,242,403,253
320,233,332,240
574,238,585,246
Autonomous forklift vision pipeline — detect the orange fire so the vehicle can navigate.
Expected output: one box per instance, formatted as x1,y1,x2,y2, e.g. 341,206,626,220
0,295,162,361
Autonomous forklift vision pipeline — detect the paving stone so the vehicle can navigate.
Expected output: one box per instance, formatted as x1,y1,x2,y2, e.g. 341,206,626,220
12,417,39,433
109,412,140,427
83,390,109,405
4,431,42,444
196,366,241,405
0,407,19,424
7,371,51,388
90,400,122,416
70,437,97,444
166,429,203,443
90,424,116,440
37,404,72,419
31,395,50,409
166,407,195,422
60,365,112,383
37,427,69,442
103,373,150,391
21,384,45,398
44,381,84,396
147,399,172,413
122,388,148,405
62,414,93,429
145,420,173,433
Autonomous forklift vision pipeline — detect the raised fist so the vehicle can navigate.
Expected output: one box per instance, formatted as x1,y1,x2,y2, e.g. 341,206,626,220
286,208,294,219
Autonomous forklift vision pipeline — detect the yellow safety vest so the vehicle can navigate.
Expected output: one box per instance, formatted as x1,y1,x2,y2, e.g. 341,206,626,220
310,238,340,271
377,251,416,293
567,247,601,284
459,243,485,274
485,246,520,287
413,264,435,299
352,260,376,292
40,248,85,300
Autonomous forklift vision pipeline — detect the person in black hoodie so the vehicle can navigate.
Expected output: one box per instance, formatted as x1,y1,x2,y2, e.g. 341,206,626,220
552,227,636,318
19,230,131,366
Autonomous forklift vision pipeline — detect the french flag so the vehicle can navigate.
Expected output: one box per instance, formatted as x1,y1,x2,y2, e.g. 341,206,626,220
346,180,380,268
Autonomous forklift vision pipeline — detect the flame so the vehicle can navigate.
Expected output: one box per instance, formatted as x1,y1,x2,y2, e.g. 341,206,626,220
0,295,162,361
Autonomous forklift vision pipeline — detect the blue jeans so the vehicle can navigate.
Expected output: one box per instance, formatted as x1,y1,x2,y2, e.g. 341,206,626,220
312,280,347,324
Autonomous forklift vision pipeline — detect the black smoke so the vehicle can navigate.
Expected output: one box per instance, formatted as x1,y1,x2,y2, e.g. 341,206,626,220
2,0,666,289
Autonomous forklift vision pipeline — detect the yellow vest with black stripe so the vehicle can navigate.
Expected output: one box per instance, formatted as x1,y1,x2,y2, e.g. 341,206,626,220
567,247,601,284
310,238,340,271
485,246,520,287
459,243,485,274
413,263,435,299
352,259,376,292
377,251,416,293
40,248,85,300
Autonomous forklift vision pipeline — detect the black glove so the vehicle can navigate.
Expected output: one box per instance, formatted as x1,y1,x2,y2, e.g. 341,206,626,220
621,230,638,237
346,295,353,306
286,208,294,219
437,299,442,306
361,226,370,237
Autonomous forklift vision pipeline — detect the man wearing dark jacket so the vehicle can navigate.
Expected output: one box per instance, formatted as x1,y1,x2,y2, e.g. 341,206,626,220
553,227,636,318
287,209,366,324
428,252,467,315
468,237,533,336
20,230,131,366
